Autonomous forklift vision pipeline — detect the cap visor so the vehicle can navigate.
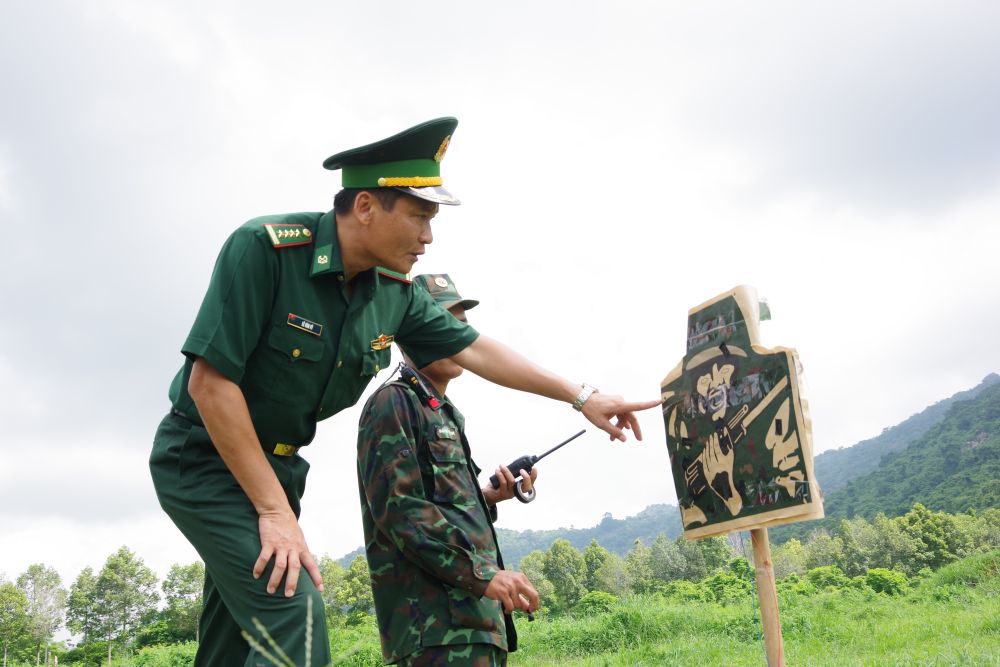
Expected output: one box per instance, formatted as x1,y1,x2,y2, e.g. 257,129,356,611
438,298,479,311
395,186,461,206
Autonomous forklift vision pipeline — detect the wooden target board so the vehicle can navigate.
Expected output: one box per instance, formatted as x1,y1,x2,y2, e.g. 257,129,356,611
661,285,823,539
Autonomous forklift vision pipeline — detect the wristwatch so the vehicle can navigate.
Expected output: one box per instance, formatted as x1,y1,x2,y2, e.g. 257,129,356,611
572,383,598,411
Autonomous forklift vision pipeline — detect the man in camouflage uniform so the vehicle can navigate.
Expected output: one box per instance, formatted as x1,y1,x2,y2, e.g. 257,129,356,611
358,274,538,666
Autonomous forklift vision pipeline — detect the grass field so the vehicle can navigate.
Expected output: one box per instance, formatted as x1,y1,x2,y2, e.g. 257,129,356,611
506,586,1000,666
122,552,1000,666
329,552,1000,667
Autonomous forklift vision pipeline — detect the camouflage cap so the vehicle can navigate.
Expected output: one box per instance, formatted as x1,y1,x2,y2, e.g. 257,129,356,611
322,118,460,206
413,274,479,311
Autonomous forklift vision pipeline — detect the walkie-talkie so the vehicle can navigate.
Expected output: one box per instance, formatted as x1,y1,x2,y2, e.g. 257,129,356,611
397,363,441,410
489,429,586,503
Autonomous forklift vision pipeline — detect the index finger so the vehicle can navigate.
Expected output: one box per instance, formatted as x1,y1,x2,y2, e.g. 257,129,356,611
253,545,275,580
520,581,540,612
624,398,662,412
518,469,533,493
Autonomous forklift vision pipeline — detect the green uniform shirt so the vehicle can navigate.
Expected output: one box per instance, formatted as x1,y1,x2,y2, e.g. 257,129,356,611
357,376,513,663
167,210,478,449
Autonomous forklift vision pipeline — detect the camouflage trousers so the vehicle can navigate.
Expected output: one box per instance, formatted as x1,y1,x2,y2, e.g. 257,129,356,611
396,643,507,666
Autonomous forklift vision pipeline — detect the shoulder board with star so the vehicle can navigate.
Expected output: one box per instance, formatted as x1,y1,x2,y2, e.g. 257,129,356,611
264,223,313,249
377,268,411,284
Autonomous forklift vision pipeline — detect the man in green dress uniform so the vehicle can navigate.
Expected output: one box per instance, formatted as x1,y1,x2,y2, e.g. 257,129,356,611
149,117,658,666
358,274,538,666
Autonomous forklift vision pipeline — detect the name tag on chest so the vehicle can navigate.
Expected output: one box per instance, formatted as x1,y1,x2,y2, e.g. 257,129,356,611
436,425,458,440
287,313,323,336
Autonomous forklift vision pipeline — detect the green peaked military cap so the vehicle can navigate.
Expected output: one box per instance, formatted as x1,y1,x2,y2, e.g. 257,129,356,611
323,117,460,206
413,274,479,311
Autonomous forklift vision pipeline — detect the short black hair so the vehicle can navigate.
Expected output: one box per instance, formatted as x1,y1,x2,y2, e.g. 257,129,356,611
332,188,403,215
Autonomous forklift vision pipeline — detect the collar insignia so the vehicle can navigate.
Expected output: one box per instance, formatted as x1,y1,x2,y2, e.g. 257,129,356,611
370,333,394,351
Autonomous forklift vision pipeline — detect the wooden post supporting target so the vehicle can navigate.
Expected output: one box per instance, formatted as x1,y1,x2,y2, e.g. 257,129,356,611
751,527,784,667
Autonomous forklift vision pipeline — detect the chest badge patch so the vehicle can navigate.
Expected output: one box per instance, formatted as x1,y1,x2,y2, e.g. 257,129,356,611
370,333,394,350
436,425,458,440
287,313,323,336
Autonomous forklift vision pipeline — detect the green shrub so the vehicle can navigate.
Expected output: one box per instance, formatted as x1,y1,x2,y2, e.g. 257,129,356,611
330,615,382,666
777,581,816,608
806,565,850,589
866,568,909,595
700,571,752,604
777,574,817,597
132,642,198,667
728,556,753,579
59,641,110,667
574,591,619,615
659,579,711,602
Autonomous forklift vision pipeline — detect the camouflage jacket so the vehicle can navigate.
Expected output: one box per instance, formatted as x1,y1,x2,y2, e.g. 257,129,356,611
357,373,514,663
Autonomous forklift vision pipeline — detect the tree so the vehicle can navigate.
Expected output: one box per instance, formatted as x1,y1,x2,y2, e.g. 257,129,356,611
591,553,630,598
896,503,970,571
869,514,923,575
334,556,373,623
957,507,1000,552
802,528,843,570
16,564,66,665
836,514,926,577
771,538,807,579
161,562,204,642
66,567,99,644
582,540,610,591
93,547,160,665
0,582,29,667
649,534,684,583
674,536,731,581
624,540,654,594
317,556,347,625
543,540,587,609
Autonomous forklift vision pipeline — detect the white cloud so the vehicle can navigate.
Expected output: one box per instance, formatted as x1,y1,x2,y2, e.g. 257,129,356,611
1,0,999,586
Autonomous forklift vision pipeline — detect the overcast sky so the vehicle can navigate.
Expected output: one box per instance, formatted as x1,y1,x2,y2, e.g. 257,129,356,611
2,0,999,601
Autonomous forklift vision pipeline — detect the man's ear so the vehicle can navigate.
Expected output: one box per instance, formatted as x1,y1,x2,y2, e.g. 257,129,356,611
353,191,376,225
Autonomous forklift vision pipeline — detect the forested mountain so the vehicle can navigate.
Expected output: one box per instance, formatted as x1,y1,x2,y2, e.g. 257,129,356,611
814,373,999,494
336,505,684,569
337,505,685,569
825,381,1000,519
495,503,683,568
773,376,1000,542
337,374,1000,565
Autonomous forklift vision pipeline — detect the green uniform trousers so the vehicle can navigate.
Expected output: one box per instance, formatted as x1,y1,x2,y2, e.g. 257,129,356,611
396,643,506,666
150,413,330,667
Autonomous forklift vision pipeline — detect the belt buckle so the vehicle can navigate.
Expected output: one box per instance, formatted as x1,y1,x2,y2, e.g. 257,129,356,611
272,443,299,457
